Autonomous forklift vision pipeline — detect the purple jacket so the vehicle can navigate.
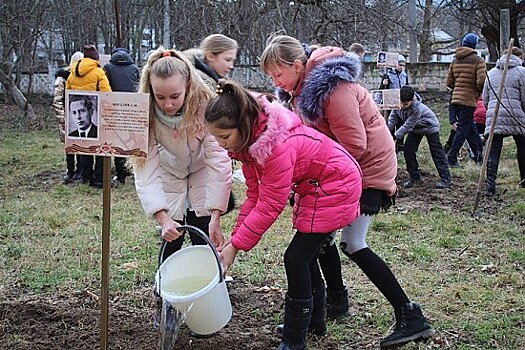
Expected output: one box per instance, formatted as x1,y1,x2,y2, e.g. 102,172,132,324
229,95,362,251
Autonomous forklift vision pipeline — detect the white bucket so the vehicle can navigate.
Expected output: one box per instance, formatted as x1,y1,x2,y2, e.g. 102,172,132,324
155,230,232,335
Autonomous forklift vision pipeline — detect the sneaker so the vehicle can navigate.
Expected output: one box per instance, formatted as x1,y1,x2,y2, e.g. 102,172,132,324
403,178,420,189
111,176,125,188
326,286,349,319
72,172,83,181
435,179,451,189
484,187,495,197
380,302,433,349
63,174,74,183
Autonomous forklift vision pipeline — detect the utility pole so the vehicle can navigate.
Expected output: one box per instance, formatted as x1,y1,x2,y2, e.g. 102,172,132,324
114,0,122,47
408,0,418,62
500,8,510,54
163,0,170,48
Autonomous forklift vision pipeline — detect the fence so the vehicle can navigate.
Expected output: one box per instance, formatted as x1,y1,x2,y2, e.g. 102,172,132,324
0,62,484,96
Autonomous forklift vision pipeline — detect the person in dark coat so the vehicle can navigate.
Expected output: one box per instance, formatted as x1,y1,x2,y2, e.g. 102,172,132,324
103,48,141,186
446,32,486,167
388,86,451,189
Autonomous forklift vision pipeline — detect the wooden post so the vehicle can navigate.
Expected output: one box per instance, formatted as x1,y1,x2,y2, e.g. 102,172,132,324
500,9,510,55
100,157,112,350
472,38,514,214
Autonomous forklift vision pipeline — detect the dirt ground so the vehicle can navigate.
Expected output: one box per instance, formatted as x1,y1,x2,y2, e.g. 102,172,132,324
1,166,513,350
1,99,518,350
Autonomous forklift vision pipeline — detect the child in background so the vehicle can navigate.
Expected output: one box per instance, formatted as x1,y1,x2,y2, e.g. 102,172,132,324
474,96,487,142
184,34,238,89
388,86,451,189
205,80,362,350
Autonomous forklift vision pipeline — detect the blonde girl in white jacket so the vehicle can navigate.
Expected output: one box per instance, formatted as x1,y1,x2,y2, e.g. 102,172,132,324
135,47,232,265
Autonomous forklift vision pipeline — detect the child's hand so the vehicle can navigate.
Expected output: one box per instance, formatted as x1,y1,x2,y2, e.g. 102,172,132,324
209,216,225,248
220,243,238,276
154,210,182,242
216,238,231,253
160,219,182,242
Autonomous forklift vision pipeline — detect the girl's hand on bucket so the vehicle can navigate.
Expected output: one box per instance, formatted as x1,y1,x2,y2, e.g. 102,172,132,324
220,243,238,276
154,211,182,242
209,210,225,248
161,221,182,242
216,238,231,253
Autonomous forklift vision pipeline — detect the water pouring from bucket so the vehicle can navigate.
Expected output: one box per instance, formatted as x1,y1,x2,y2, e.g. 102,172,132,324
155,225,232,346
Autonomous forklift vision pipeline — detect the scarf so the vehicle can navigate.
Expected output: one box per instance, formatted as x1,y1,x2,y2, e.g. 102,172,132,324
154,104,184,131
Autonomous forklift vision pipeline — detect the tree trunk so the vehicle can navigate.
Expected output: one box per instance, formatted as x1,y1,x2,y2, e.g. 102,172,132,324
418,0,433,63
0,67,37,123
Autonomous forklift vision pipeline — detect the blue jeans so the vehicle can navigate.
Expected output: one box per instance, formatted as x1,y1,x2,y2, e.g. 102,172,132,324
404,132,451,181
447,104,483,164
486,134,525,190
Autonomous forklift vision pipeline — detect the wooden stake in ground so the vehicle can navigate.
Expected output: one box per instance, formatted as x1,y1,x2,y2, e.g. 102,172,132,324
473,38,514,214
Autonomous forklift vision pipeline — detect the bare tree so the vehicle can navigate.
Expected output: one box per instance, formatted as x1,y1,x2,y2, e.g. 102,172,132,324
0,0,56,123
448,0,525,61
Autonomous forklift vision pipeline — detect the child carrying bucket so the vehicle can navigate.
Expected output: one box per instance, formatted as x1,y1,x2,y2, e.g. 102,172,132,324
133,48,232,330
204,80,363,350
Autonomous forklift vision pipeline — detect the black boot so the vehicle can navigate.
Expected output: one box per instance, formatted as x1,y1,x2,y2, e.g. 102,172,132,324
308,284,327,336
276,284,327,337
380,302,433,349
276,294,312,350
326,286,349,319
485,158,497,196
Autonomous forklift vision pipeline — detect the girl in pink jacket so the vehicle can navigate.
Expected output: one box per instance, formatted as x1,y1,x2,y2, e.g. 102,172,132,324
260,35,433,349
205,80,362,350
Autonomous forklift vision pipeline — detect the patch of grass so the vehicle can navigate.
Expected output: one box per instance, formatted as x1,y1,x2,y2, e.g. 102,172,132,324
1,100,525,349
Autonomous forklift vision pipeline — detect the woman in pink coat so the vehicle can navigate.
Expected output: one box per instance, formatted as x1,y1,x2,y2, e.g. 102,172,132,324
205,80,362,350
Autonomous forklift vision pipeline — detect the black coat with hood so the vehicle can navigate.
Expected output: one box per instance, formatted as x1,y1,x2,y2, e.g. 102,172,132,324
103,48,140,92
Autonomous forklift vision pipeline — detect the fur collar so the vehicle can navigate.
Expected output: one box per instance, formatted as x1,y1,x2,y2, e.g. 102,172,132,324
298,52,362,125
249,96,296,165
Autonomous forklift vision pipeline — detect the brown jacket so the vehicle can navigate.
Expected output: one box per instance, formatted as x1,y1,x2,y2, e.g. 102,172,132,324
447,47,487,107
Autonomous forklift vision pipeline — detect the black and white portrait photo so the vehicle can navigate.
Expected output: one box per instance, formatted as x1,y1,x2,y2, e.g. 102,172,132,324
67,94,99,139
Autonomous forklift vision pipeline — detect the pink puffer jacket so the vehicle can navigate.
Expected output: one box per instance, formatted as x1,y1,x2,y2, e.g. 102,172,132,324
229,95,363,252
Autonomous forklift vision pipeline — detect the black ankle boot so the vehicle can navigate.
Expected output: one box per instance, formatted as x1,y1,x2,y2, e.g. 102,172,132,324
326,286,349,318
379,302,433,349
308,284,327,336
276,294,312,350
276,284,327,337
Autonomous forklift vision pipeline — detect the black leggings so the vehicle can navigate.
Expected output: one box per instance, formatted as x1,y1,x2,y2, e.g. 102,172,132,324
158,210,211,265
284,232,329,299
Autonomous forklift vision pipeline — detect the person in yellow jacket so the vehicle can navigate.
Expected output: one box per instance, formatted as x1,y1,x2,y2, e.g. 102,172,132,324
66,45,112,188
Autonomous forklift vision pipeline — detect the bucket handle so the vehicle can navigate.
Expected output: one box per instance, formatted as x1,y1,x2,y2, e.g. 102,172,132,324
156,225,225,283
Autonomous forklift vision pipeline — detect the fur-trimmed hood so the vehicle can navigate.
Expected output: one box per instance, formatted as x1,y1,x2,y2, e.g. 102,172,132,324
243,95,301,165
297,52,362,125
